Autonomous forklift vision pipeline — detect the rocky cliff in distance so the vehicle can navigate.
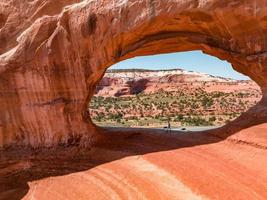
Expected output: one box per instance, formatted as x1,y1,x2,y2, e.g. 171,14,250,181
1,0,267,148
95,68,261,97
90,68,261,127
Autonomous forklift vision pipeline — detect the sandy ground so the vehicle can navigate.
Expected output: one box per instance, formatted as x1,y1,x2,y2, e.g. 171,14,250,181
1,124,267,200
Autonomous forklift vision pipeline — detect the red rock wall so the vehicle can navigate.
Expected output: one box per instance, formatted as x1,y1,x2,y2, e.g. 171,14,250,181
1,0,267,148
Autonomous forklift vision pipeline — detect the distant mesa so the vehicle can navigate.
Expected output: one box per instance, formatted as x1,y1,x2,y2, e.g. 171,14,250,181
96,68,258,97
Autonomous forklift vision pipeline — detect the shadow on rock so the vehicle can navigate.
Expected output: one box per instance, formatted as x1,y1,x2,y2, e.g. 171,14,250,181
0,114,267,200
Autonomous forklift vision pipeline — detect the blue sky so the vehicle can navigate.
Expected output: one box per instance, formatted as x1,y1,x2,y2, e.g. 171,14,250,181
110,51,249,80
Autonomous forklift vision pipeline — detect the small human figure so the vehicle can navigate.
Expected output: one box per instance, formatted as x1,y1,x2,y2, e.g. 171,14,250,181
167,120,171,132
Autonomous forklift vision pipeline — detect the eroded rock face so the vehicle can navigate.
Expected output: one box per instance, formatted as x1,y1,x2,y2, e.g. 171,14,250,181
1,0,267,148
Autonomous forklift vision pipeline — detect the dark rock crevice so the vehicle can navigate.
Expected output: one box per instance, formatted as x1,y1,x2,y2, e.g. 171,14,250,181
32,97,71,107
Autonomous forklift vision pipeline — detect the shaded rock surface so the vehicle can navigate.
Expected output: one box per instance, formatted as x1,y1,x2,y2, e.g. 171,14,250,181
1,0,267,148
1,125,267,199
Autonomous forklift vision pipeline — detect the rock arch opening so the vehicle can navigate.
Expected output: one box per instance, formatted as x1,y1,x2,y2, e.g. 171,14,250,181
2,0,267,148
89,51,262,131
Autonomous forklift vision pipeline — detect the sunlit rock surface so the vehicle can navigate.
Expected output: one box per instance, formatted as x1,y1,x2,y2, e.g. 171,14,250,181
1,126,267,200
1,0,267,199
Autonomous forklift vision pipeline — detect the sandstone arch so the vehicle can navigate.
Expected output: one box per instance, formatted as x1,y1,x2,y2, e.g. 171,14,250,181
1,0,267,148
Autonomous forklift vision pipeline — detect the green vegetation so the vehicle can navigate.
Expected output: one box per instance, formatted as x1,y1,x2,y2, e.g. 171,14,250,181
89,88,258,128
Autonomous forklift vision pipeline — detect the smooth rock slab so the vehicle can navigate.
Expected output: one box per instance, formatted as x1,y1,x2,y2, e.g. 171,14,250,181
1,0,267,148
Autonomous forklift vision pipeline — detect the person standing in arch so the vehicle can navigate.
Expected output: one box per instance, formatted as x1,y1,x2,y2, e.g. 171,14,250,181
167,119,171,132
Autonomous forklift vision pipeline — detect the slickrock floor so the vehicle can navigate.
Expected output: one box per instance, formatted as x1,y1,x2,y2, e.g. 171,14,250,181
1,124,267,200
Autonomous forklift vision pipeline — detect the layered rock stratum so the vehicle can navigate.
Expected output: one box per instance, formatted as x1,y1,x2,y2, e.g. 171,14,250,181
95,68,260,97
1,1,267,199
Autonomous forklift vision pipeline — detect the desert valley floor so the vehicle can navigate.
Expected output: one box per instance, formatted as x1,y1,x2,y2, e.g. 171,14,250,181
1,125,267,200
